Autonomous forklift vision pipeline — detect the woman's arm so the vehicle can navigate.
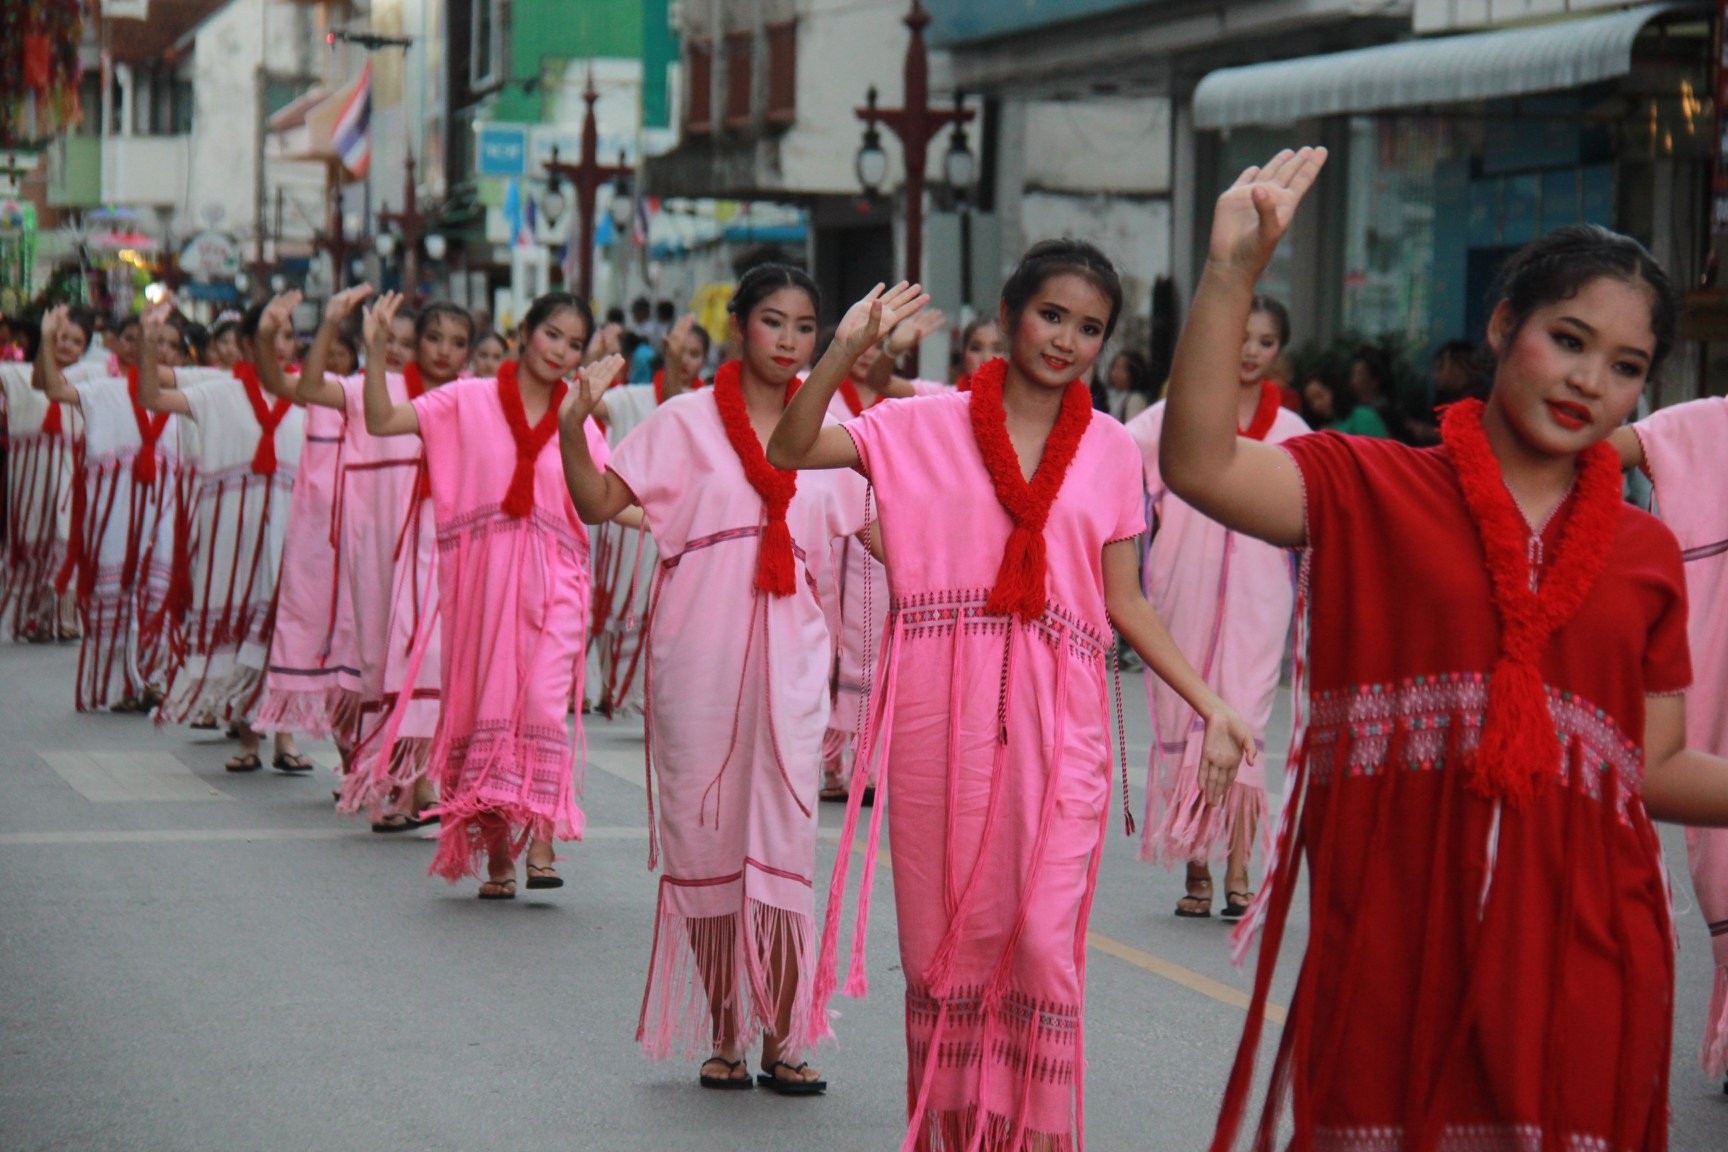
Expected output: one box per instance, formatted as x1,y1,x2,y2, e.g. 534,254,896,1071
34,306,81,405
1609,424,1645,471
1162,148,1326,549
136,303,192,416
294,286,372,409
361,292,420,437
558,354,635,523
765,281,928,472
1103,538,1255,803
1643,694,1728,825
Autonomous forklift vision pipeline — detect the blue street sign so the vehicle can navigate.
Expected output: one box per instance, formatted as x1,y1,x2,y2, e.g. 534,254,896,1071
476,123,529,178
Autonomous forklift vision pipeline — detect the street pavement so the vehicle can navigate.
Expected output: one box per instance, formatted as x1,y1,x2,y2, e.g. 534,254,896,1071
1,638,1723,1150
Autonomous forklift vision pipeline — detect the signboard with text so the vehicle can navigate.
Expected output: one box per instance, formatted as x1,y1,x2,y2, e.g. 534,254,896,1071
476,123,529,178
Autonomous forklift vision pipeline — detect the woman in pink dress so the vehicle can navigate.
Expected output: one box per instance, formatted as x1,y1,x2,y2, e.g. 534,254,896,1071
559,267,913,1096
1127,295,1309,920
361,290,614,899
766,247,1255,1150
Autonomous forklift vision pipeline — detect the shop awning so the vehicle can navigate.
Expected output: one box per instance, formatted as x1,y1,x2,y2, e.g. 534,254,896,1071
1192,3,1694,130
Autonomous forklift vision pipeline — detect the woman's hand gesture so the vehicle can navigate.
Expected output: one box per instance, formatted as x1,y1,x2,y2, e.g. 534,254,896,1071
833,281,929,361
258,290,302,344
322,284,372,329
363,291,404,356
886,307,946,359
561,353,625,425
1207,146,1327,278
141,298,178,341
1198,702,1257,807
41,304,66,344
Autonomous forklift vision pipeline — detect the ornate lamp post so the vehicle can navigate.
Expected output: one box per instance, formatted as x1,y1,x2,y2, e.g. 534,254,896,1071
542,72,630,299
376,148,435,300
854,0,975,286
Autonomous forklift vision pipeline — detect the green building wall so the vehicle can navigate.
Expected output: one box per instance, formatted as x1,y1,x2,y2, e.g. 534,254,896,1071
497,0,677,128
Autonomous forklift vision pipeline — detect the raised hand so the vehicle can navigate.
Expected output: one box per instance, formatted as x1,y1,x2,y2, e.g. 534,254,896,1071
323,283,373,328
833,281,930,360
141,298,178,340
663,312,697,356
258,290,303,342
586,321,623,363
562,353,625,424
40,304,66,344
363,291,405,354
1199,703,1257,807
886,307,947,359
1207,146,1327,278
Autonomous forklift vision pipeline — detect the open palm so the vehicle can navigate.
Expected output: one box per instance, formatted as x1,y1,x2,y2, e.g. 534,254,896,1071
1208,147,1327,275
562,353,624,423
835,281,929,359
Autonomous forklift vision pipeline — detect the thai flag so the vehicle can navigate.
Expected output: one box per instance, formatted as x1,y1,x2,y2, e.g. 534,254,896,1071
333,64,372,177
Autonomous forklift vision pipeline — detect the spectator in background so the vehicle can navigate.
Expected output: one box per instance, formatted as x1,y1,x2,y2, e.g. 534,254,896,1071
1348,345,1399,439
1301,368,1388,437
627,296,654,342
1095,349,1153,423
1405,339,1489,444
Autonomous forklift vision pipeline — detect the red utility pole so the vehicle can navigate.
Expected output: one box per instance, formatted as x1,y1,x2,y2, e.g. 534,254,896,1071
542,72,630,300
856,0,974,285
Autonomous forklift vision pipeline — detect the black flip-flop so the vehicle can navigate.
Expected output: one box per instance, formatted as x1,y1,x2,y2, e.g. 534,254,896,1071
477,878,516,901
1222,890,1255,920
224,752,263,773
525,864,564,890
371,814,424,834
272,752,314,774
699,1058,753,1090
757,1060,826,1096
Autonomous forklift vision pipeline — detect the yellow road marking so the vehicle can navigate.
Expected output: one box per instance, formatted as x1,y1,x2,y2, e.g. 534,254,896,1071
1086,931,1287,1025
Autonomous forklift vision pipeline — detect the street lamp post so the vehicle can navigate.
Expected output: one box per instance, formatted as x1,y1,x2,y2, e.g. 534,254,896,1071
854,0,974,286
542,72,630,300
376,149,434,301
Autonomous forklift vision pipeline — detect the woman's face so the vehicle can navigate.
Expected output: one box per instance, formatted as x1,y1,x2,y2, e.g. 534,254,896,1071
1108,355,1132,391
385,316,416,373
207,329,240,369
1006,273,1109,391
470,336,506,379
52,324,89,369
521,306,588,385
1239,310,1282,388
675,332,707,381
154,326,186,368
417,314,472,385
848,340,884,384
737,287,817,389
1302,378,1334,421
962,320,1006,377
112,323,142,368
327,340,358,377
1485,275,1655,458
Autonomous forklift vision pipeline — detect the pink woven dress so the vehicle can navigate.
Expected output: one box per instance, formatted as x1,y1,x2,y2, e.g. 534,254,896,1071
253,401,345,738
606,388,866,1061
409,373,602,881
1127,389,1307,866
1632,397,1728,1076
821,390,1144,1151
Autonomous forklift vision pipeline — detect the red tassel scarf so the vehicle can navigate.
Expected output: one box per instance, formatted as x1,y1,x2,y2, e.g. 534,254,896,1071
836,375,884,418
128,366,170,485
496,359,567,519
967,357,1093,620
403,363,434,500
234,362,293,475
1242,380,1281,441
1441,398,1622,805
42,400,63,436
712,359,799,596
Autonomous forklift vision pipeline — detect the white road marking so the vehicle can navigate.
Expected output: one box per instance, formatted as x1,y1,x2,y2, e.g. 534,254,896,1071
39,750,231,803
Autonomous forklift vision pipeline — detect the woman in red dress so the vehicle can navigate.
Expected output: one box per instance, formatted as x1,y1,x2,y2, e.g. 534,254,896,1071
1162,147,1728,1151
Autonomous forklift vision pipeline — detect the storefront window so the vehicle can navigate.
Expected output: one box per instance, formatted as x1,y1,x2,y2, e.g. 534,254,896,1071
1217,128,1296,312
1339,116,1478,351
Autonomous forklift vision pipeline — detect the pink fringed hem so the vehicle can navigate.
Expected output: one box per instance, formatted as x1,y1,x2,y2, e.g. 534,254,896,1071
910,1107,1074,1152
337,737,433,822
1140,776,1268,868
1704,967,1728,1078
425,768,583,884
636,896,825,1062
252,684,340,739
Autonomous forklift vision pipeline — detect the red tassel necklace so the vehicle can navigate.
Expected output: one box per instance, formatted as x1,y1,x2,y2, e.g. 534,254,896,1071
967,356,1093,620
496,359,567,519
127,366,170,485
1241,380,1281,441
235,362,293,475
403,361,426,398
712,359,799,596
42,399,63,436
836,375,882,418
1440,397,1621,805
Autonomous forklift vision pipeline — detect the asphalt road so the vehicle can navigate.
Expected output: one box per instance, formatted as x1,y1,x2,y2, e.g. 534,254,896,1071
1,639,1723,1150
